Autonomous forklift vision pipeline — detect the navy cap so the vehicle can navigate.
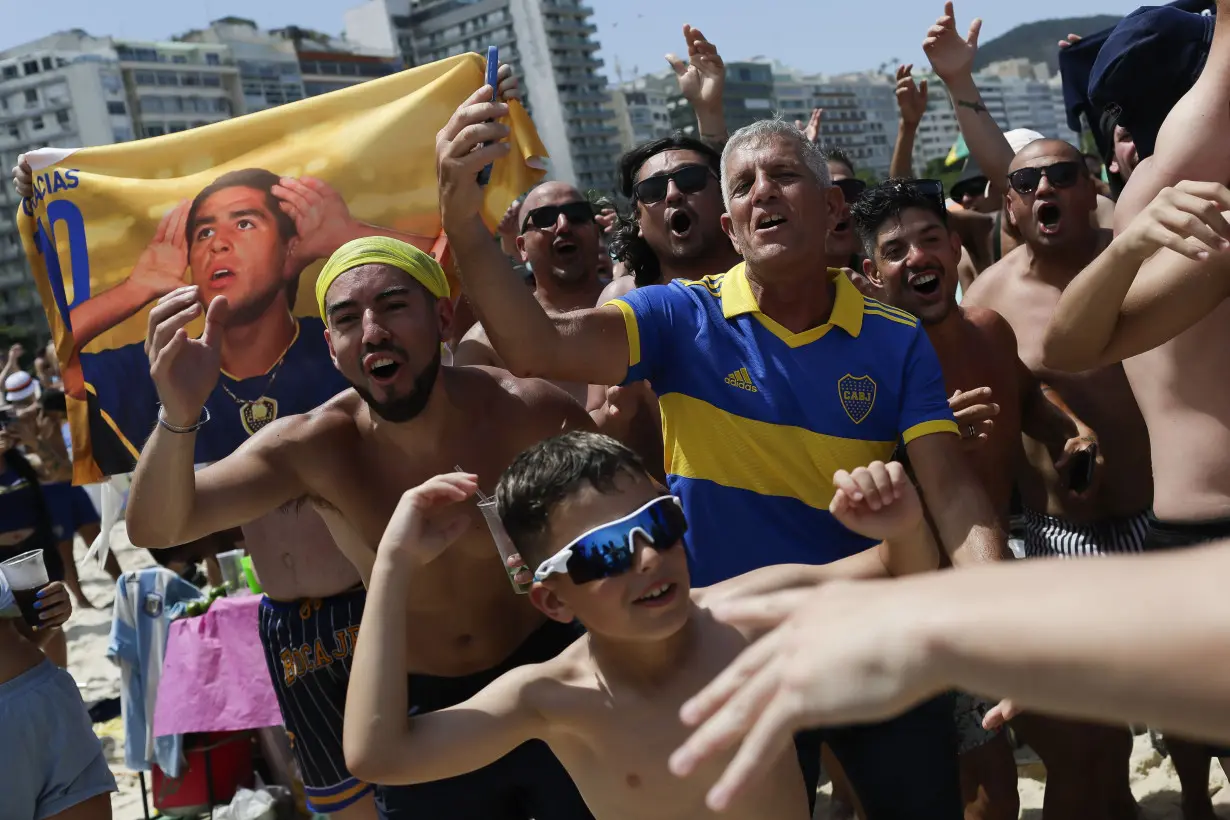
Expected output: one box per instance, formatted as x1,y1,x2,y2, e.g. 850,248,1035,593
1088,4,1215,159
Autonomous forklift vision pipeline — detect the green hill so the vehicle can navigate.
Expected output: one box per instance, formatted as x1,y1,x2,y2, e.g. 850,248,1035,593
973,15,1123,74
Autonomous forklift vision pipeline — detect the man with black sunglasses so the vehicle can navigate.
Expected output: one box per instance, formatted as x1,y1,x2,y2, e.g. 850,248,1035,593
963,139,1150,820
455,181,607,409
825,150,868,277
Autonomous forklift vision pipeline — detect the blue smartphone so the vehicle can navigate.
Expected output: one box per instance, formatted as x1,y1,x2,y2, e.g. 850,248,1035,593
477,45,499,187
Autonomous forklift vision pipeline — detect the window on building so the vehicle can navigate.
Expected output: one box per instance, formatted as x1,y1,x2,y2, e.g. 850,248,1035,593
7,126,18,140
181,73,200,87
134,71,156,86
30,116,43,131
202,74,221,88
206,53,221,66
1,66,16,80
41,57,53,71
112,126,133,142
169,122,187,133
156,72,178,87
55,110,70,126
143,125,165,137
172,55,187,64
23,89,37,107
22,60,39,75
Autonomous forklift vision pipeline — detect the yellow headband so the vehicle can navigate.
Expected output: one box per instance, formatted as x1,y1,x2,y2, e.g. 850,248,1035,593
316,236,450,320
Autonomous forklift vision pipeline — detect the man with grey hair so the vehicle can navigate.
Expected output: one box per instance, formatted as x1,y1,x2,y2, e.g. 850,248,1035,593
438,88,1006,815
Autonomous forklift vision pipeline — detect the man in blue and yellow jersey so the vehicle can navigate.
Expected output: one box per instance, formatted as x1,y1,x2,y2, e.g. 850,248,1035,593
440,86,1008,815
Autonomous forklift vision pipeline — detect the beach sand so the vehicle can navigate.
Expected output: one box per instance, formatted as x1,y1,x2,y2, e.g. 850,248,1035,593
64,527,1230,819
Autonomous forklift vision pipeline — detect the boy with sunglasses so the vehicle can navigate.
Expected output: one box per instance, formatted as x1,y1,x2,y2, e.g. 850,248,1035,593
345,431,941,819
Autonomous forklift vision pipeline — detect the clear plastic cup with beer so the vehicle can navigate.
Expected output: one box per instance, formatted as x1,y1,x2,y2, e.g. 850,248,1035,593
0,549,49,628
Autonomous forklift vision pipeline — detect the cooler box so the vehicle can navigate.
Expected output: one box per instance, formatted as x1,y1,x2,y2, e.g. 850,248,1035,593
152,732,255,816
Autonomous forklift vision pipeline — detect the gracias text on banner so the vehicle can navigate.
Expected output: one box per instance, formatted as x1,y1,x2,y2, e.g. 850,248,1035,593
15,52,547,484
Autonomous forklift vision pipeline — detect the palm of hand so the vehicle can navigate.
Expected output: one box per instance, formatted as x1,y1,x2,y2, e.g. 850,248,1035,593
679,62,721,103
132,241,188,297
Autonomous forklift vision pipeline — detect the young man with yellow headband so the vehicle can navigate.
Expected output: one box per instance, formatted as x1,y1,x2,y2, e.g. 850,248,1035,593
126,234,599,819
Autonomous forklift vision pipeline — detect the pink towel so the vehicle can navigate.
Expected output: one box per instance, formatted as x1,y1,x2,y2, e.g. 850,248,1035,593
153,595,282,737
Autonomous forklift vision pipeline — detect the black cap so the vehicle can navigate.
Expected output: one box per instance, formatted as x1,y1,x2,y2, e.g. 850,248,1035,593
1088,5,1215,159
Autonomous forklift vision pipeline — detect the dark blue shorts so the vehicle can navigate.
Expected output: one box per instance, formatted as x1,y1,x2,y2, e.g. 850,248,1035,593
795,692,963,818
375,618,593,820
257,588,372,814
41,483,100,542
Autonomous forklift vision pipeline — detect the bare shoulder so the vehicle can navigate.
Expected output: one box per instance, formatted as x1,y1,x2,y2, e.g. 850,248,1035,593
599,275,635,306
962,249,1025,308
514,636,594,715
457,366,593,432
239,390,360,456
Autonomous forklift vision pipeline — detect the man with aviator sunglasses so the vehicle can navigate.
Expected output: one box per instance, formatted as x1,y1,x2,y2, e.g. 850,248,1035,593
346,431,945,820
456,182,607,410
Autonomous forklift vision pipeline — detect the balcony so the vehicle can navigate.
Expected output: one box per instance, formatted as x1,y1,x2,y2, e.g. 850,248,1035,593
569,123,617,138
544,18,597,36
559,89,607,104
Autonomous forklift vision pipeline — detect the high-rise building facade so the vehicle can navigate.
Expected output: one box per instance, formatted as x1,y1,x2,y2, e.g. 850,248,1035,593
345,0,621,192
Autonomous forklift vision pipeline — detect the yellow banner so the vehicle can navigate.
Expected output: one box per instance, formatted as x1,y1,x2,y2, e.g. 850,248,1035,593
15,53,546,483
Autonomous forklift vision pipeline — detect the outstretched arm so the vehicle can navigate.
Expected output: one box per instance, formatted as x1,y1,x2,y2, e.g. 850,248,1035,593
344,475,544,784
703,462,940,606
1042,181,1230,371
436,87,629,386
889,65,928,179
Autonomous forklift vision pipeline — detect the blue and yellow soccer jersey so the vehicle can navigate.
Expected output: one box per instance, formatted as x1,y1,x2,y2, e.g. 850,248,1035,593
610,265,958,586
80,317,349,474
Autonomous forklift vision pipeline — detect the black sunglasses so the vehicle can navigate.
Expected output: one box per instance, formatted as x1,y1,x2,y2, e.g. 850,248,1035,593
632,164,715,204
834,177,868,204
1006,162,1083,196
521,201,596,233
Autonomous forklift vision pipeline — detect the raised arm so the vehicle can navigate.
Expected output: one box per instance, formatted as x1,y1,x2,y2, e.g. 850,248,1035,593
124,288,305,547
1041,181,1230,372
889,65,928,180
1113,0,1230,233
667,24,729,148
924,2,1015,198
436,87,630,387
344,475,544,785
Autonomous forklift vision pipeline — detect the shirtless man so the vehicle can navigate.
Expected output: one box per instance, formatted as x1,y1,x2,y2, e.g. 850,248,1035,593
962,140,1149,820
124,234,596,819
852,179,1098,820
345,432,941,819
1041,3,1230,813
454,181,604,408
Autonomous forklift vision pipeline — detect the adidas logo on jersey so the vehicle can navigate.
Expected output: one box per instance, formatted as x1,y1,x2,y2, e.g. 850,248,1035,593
725,367,758,392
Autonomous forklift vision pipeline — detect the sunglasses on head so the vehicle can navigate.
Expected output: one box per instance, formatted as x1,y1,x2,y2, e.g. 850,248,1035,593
521,201,596,233
533,495,687,585
834,177,868,205
1006,161,1083,196
632,164,715,205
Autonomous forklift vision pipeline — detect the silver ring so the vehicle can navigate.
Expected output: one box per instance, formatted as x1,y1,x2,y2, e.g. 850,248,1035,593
966,424,977,438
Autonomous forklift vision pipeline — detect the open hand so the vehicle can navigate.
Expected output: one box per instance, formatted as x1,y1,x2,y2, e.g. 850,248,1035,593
129,201,190,303
950,386,998,446
379,473,478,564
830,461,922,541
436,86,512,230
146,286,226,427
895,65,929,126
1116,180,1230,262
670,578,941,810
667,25,726,114
272,176,356,270
794,109,823,144
923,1,982,83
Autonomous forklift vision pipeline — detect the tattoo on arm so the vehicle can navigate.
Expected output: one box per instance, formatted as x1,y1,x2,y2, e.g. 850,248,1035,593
957,99,989,115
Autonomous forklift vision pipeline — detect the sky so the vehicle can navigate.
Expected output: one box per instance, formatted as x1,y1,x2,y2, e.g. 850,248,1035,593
0,0,1127,77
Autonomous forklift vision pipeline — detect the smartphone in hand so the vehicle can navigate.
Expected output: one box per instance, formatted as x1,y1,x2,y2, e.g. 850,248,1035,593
477,45,499,187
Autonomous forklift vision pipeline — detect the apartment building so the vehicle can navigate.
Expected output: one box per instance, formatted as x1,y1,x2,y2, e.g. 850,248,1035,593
609,73,674,153
0,33,136,338
346,0,621,192
773,67,897,177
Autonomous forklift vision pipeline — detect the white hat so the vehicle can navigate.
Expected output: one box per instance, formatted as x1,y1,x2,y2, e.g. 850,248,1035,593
3,371,37,403
1005,128,1047,155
